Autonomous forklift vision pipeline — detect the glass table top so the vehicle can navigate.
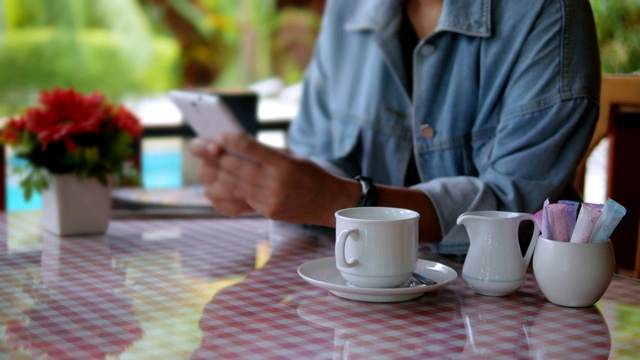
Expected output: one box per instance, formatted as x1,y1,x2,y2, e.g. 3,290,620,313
0,212,639,359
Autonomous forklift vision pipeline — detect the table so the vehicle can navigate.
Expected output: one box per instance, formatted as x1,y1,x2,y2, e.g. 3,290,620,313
1,212,639,359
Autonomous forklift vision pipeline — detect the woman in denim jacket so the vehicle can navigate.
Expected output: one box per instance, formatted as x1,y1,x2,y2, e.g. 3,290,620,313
190,0,600,253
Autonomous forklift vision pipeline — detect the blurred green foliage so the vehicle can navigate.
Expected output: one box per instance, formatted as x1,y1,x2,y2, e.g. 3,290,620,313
144,0,278,89
0,28,179,111
0,0,286,117
2,0,637,119
0,0,181,116
270,7,320,85
591,0,640,74
214,0,278,88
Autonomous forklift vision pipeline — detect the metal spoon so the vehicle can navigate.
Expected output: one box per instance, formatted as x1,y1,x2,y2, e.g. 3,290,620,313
412,272,438,286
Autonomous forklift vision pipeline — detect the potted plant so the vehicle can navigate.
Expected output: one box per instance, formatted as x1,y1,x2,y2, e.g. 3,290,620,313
1,88,143,235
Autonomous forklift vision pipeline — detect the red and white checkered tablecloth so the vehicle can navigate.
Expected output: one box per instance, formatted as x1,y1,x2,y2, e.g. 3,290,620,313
1,214,639,359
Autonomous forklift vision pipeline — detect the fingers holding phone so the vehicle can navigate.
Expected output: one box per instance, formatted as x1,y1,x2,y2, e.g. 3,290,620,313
169,90,247,140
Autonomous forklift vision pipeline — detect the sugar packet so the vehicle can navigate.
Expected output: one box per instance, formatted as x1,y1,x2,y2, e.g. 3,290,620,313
536,199,625,244
569,203,602,243
546,200,579,242
588,198,627,243
540,198,552,239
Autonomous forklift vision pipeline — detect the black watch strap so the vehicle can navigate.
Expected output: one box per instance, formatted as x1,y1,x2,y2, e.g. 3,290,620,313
355,175,378,207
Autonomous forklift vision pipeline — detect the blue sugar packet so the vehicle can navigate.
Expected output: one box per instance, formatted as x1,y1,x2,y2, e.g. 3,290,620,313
588,198,627,243
541,198,552,239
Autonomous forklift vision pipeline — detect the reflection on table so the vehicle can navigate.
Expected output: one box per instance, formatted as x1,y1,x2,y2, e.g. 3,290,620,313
0,212,639,359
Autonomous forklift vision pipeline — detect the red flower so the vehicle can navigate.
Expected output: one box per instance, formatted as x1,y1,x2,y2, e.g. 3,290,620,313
0,87,143,197
1,117,26,144
112,105,144,138
4,88,143,153
23,88,109,151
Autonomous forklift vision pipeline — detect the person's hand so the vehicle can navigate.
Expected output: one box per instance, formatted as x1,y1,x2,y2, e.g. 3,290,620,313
189,137,254,216
189,133,356,226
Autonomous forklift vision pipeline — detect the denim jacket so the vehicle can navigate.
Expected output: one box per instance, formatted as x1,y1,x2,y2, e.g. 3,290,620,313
288,0,601,253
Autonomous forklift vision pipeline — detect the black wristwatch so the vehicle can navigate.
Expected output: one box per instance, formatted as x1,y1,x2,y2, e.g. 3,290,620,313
355,175,378,207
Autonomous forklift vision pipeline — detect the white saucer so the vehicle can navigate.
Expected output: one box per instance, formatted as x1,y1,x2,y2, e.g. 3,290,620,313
297,257,458,303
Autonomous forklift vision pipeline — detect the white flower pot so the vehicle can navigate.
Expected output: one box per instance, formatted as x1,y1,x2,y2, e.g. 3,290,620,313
41,174,112,236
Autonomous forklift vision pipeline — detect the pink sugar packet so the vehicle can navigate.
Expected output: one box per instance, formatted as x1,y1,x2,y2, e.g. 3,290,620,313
569,204,601,243
582,202,604,212
559,200,579,236
545,201,579,242
533,208,543,230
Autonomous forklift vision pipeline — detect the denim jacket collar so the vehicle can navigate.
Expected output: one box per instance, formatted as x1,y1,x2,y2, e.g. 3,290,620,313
345,0,492,38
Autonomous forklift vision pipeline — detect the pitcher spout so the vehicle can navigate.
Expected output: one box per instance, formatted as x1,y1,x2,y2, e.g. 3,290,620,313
456,212,485,228
456,213,470,226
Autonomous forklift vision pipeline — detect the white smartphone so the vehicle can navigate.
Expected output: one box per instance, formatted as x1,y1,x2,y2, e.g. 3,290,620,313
169,90,245,140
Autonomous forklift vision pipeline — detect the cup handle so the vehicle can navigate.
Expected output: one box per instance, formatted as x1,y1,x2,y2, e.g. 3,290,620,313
521,214,540,267
336,229,359,268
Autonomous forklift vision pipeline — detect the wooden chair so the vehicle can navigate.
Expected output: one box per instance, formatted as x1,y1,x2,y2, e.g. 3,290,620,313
576,74,640,278
576,75,640,190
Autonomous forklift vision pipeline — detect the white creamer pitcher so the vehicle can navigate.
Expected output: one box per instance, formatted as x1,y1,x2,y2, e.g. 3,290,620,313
457,211,539,296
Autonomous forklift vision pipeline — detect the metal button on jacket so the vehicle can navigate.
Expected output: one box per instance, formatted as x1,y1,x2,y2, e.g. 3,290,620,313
420,124,435,139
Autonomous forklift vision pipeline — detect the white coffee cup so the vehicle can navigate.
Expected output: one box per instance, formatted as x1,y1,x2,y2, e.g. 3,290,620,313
335,207,420,288
532,236,615,307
